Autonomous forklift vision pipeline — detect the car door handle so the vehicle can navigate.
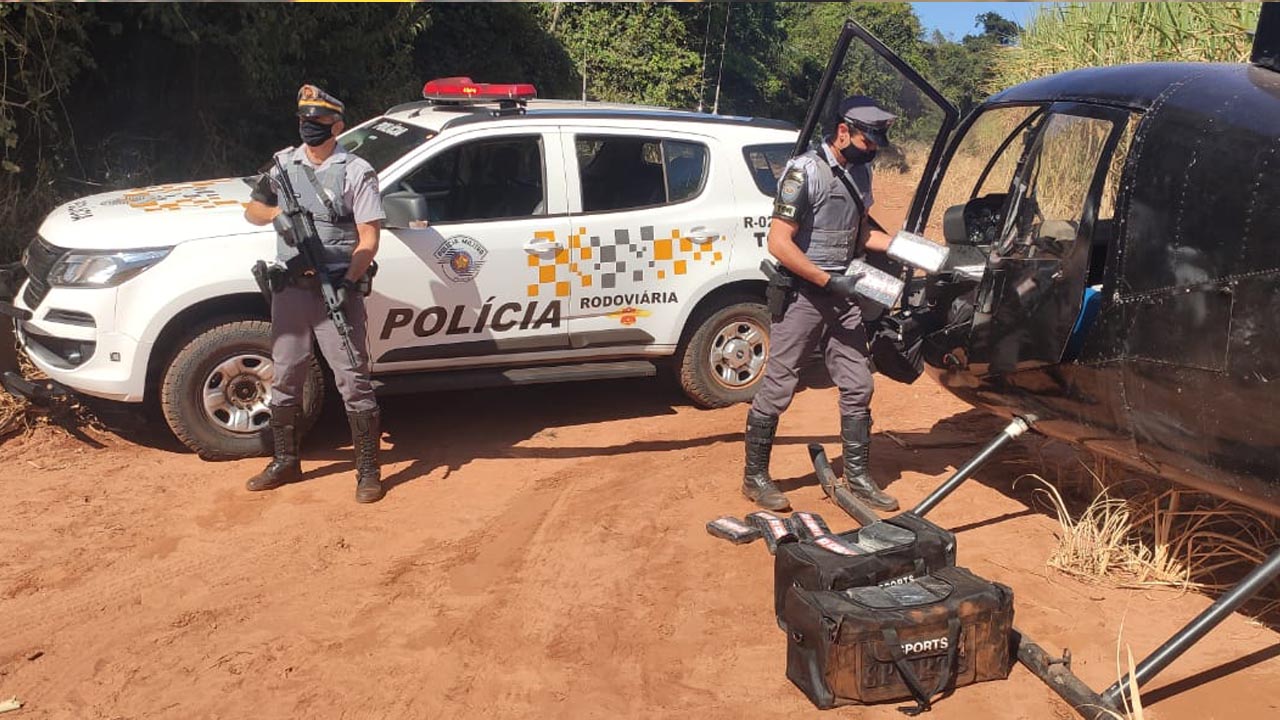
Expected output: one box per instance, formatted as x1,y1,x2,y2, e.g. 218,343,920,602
687,226,720,242
523,238,564,253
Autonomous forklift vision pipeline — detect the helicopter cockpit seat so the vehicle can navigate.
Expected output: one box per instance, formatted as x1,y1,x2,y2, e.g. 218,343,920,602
1030,218,1077,257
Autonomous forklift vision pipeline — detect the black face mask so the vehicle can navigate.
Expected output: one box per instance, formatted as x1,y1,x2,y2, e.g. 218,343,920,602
841,143,877,166
299,118,335,147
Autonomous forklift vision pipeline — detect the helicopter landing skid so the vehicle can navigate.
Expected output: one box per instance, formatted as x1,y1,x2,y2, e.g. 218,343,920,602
808,415,1280,718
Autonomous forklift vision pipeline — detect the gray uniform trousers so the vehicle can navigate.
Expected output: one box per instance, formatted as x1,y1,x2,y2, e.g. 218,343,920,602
270,282,377,413
750,284,874,417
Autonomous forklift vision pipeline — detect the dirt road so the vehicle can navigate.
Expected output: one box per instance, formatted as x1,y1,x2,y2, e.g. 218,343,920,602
2,373,1278,719
4,173,1277,718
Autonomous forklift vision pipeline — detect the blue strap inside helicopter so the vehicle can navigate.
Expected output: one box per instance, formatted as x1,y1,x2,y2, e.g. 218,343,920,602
1064,285,1102,360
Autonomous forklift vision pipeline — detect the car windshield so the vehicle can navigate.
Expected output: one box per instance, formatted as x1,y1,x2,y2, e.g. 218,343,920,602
339,118,435,172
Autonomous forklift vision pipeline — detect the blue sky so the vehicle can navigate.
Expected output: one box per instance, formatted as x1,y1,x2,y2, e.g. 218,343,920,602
911,2,1046,40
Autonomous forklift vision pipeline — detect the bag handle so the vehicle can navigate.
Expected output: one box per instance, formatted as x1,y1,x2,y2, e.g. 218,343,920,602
882,617,963,716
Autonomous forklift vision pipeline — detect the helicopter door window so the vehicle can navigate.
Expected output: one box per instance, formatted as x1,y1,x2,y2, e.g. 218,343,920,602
1087,116,1139,285
997,113,1115,260
924,105,1043,247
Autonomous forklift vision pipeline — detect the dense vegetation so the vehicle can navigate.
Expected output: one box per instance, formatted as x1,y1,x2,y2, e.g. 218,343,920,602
2,1,1265,264
0,1,1021,262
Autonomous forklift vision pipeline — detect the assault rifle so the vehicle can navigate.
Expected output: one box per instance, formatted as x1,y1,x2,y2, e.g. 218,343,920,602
269,155,359,369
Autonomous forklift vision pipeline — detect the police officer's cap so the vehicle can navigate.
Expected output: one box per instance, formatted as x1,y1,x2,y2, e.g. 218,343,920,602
837,95,896,147
297,84,345,119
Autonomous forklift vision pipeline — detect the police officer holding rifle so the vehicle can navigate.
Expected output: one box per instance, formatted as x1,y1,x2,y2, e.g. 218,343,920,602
742,96,901,513
244,84,385,504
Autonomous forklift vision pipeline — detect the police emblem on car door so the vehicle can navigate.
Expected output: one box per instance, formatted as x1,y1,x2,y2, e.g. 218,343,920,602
368,129,573,368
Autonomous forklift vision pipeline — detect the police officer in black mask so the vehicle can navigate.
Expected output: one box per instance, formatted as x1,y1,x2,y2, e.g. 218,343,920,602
243,85,386,503
741,96,900,513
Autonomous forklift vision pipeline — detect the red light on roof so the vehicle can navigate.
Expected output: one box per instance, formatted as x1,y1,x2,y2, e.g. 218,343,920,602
422,77,537,102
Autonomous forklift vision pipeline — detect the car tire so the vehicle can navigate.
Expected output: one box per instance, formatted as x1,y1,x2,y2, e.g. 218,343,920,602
159,318,323,460
676,299,771,408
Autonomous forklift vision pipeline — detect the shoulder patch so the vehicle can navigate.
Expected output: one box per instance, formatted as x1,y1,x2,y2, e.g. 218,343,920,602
772,165,809,221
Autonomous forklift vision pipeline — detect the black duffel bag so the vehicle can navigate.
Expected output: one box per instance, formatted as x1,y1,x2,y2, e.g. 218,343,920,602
869,311,925,384
773,512,956,628
782,565,1015,713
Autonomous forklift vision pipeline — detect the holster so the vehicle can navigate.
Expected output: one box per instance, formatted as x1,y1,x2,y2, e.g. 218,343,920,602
356,260,378,296
760,259,795,322
250,260,288,305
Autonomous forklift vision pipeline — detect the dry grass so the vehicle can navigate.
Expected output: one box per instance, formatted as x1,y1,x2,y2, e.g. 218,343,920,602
1009,447,1280,720
0,350,40,438
1017,458,1279,597
0,348,103,443
0,385,25,437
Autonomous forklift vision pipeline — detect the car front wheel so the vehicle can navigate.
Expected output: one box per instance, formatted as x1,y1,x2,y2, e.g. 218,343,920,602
159,318,323,459
675,299,771,408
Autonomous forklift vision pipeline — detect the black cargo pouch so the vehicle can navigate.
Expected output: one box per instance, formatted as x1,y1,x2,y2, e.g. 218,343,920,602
760,259,795,322
883,618,962,716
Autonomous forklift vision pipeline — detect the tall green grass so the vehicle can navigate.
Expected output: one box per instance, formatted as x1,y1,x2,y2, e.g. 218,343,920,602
992,2,1262,90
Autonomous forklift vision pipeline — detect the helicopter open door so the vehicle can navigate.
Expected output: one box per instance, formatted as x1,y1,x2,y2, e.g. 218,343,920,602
795,20,959,235
802,23,1132,377
961,104,1131,375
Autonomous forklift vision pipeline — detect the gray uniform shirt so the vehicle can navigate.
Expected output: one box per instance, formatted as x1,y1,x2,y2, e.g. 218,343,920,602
251,145,385,226
777,144,875,271
780,143,874,221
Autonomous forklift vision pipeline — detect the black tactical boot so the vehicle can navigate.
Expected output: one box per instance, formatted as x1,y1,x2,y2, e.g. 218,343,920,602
742,410,790,511
246,404,303,491
350,408,384,504
840,410,899,511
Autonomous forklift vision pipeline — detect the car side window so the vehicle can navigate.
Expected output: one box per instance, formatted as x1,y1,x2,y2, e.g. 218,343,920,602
742,143,794,196
665,140,708,203
394,135,546,223
576,135,708,213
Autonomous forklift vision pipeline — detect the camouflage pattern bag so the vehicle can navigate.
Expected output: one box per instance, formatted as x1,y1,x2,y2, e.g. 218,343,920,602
781,566,1014,713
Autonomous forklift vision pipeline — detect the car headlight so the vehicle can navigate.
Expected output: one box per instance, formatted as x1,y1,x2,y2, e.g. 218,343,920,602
47,248,172,288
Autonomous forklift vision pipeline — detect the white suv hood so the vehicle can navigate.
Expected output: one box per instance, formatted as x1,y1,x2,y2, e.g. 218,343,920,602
37,177,264,250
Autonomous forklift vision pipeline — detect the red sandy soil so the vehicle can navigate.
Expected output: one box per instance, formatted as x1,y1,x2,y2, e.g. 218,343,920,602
2,176,1277,719
2,377,1278,719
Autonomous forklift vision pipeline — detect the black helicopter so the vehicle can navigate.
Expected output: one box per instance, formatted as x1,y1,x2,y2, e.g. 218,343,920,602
795,5,1280,717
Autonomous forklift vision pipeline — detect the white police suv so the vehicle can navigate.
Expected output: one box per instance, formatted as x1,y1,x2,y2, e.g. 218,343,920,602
0,78,797,458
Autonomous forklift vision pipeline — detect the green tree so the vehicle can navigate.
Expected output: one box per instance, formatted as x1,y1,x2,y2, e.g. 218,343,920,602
412,3,578,100
922,12,1020,114
0,3,435,260
539,2,703,107
975,11,1020,46
1,4,94,260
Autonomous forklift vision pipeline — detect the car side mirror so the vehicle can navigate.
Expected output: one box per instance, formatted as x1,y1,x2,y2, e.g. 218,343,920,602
382,191,431,230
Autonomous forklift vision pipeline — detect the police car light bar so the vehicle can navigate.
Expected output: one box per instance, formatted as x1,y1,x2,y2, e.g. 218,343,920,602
422,77,538,103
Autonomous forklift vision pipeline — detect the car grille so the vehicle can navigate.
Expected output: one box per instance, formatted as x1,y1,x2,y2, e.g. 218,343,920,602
21,236,65,310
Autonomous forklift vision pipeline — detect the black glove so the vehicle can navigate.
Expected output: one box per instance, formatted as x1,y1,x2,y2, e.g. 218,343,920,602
825,271,865,300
